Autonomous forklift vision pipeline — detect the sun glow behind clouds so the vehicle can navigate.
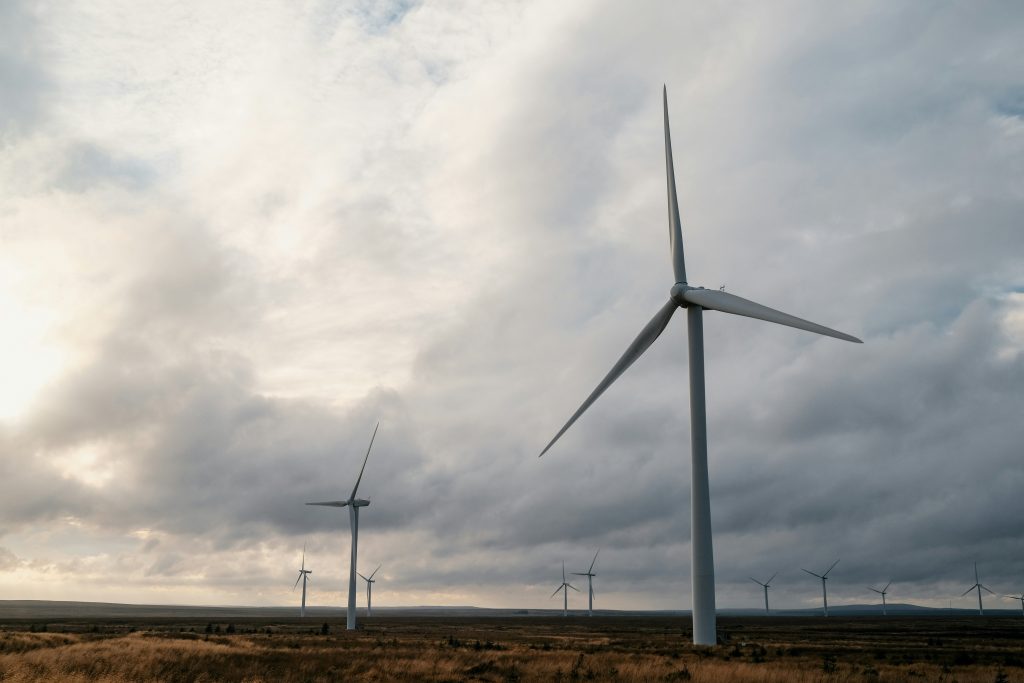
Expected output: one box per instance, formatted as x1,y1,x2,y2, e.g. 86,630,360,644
0,283,66,422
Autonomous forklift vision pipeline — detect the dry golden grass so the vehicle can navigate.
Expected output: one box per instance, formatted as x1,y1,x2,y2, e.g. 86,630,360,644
0,616,1021,682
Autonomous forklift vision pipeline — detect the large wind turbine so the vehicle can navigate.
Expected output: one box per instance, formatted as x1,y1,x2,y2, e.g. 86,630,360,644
750,573,777,615
538,88,862,645
306,422,379,630
868,581,891,616
358,564,381,617
292,544,312,618
551,562,579,617
961,562,995,615
802,560,840,617
571,550,600,617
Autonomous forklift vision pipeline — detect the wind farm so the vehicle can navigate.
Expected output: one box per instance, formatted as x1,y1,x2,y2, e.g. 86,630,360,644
3,1,1023,680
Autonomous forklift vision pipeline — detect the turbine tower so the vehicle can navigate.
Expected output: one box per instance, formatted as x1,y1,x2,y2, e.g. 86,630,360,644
868,581,892,616
538,88,862,645
306,422,379,630
802,560,840,617
571,550,600,617
292,544,312,618
551,562,579,617
961,562,995,615
750,573,777,615
358,564,381,617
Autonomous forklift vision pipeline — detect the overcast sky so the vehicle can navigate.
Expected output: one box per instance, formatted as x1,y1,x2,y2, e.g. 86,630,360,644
1,0,1023,613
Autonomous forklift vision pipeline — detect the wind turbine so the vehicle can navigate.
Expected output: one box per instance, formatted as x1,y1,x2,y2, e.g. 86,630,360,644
961,562,995,615
801,560,840,617
868,581,892,616
537,87,862,645
1005,594,1024,617
571,550,600,616
306,422,379,630
551,562,579,617
358,564,381,617
292,544,312,618
750,573,777,615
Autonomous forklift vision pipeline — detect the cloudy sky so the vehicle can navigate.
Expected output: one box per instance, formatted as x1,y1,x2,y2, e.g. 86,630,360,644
1,0,1023,613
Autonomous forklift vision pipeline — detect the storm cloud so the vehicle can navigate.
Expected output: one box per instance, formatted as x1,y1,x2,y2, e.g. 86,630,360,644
0,0,1022,611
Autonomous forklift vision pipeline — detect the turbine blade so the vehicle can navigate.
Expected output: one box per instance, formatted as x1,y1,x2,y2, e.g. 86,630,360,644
350,422,379,500
539,299,678,457
589,549,600,574
664,86,687,284
801,568,822,579
568,583,580,592
961,585,978,597
293,574,302,591
551,587,563,599
883,581,892,593
570,572,587,576
369,564,382,580
306,501,350,507
868,587,882,594
301,543,306,571
681,288,862,343
357,573,368,581
823,559,840,577
766,573,778,585
982,585,997,595
750,577,764,586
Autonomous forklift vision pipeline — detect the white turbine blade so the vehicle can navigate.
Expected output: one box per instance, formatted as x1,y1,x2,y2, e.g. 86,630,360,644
369,564,382,580
540,300,678,457
301,543,306,571
663,86,687,284
568,583,580,592
588,549,600,574
868,587,883,594
766,573,778,585
801,568,823,579
882,581,892,593
961,585,978,597
823,559,840,577
293,573,302,591
350,422,379,500
306,501,350,507
550,586,563,599
357,573,368,581
750,577,764,586
681,289,862,343
570,572,588,576
982,584,997,595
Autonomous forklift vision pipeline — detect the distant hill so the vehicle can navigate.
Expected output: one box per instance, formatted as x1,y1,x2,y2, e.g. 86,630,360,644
0,600,1018,620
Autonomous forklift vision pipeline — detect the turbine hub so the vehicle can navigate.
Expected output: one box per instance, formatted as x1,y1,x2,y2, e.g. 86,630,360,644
670,282,695,306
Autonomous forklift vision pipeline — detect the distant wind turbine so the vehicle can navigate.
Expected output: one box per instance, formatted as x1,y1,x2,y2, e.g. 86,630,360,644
306,422,379,630
538,87,862,646
1005,594,1024,617
571,550,600,617
750,573,777,615
961,562,995,615
551,562,579,617
802,560,840,617
292,544,312,618
358,564,381,617
868,581,892,616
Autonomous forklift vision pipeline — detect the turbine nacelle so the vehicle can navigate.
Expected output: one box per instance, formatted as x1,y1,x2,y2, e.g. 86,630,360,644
305,498,371,508
670,283,696,306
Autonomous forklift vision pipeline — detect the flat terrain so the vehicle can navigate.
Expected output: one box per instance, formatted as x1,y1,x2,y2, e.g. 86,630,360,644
0,615,1022,682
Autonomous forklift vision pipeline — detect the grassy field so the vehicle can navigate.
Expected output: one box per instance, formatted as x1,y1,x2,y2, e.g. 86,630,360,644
0,615,1021,682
